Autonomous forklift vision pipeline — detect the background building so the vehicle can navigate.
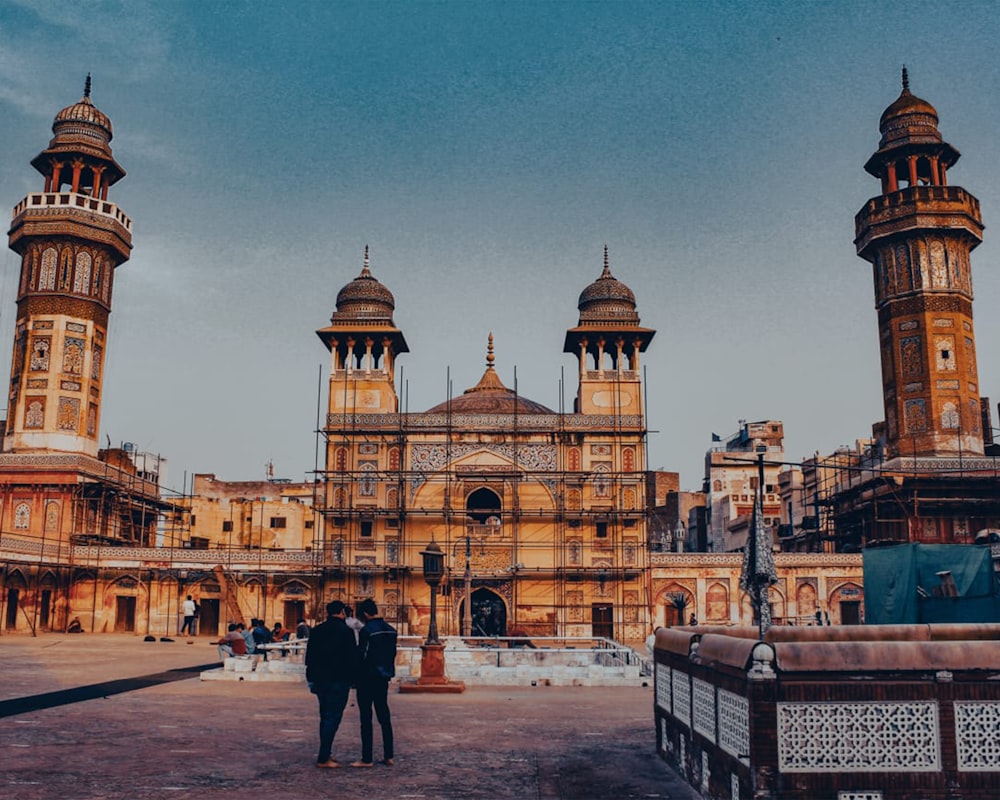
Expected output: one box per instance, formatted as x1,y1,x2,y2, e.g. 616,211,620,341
704,421,784,553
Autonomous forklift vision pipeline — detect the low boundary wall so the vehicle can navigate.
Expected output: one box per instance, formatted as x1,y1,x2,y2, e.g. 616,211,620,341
654,624,1000,800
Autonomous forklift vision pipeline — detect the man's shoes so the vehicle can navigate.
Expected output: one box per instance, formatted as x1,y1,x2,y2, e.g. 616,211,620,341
382,758,394,766
316,760,342,769
349,761,374,768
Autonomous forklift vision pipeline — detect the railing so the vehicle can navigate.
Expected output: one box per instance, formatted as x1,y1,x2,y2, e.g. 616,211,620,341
12,191,132,231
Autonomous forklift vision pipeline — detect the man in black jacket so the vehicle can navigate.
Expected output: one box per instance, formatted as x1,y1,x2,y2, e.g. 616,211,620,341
305,600,358,768
350,597,398,767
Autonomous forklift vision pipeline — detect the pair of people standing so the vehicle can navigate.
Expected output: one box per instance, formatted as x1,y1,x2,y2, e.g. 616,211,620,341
305,598,397,769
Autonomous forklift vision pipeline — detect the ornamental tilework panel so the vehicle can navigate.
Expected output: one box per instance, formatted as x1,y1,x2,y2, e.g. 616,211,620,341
901,336,922,377
693,677,716,742
954,701,1000,771
904,399,927,434
30,338,50,371
718,689,750,764
62,338,85,375
776,701,940,772
623,590,639,623
410,443,558,472
935,335,956,371
57,397,80,431
14,502,31,529
655,664,671,713
672,670,691,727
566,590,584,622
24,398,44,429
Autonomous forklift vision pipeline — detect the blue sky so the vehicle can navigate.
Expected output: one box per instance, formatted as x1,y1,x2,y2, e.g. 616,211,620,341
2,1,1000,492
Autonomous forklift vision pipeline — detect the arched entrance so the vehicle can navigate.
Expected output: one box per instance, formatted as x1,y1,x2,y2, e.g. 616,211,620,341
460,588,507,637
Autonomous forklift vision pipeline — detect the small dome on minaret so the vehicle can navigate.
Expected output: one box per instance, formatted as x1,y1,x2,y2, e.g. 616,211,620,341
576,245,640,326
332,246,397,325
31,75,125,183
53,74,114,142
877,66,943,148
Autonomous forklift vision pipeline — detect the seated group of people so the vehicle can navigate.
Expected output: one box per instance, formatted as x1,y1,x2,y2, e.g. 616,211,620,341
216,618,312,660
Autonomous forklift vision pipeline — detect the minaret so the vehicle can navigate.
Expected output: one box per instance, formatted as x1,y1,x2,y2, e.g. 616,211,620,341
317,246,408,414
5,77,133,456
855,69,985,459
563,246,655,415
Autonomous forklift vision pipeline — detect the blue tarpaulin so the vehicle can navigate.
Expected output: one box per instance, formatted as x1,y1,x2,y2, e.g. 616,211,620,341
863,543,1000,624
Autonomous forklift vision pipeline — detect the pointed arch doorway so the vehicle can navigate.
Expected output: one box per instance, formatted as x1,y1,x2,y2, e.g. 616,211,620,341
460,588,507,637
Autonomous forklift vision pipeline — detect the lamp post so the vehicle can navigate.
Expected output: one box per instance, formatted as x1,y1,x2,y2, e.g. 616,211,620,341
421,539,444,645
401,537,464,693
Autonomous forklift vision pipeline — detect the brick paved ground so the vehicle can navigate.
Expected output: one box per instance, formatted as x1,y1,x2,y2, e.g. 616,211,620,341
0,634,698,800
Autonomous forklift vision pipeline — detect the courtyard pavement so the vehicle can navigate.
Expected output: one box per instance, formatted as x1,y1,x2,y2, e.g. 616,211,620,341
0,633,698,800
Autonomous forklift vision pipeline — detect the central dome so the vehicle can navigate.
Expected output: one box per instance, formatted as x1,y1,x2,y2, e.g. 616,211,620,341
425,334,554,415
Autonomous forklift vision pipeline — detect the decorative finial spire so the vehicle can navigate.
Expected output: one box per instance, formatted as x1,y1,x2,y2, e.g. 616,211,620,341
486,332,495,369
84,73,92,98
602,244,611,277
901,65,909,93
361,244,371,276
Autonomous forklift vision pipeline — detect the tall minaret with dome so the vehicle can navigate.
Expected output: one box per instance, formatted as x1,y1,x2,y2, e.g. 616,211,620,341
563,246,655,416
855,68,986,459
5,76,133,456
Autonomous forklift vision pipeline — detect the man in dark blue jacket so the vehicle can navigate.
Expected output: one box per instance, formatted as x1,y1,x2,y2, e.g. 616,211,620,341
350,598,397,767
305,600,358,768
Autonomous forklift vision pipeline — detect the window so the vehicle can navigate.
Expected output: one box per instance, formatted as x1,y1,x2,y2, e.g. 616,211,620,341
386,518,399,529
304,520,314,529
360,520,373,538
596,521,608,539
222,520,233,532
269,517,286,529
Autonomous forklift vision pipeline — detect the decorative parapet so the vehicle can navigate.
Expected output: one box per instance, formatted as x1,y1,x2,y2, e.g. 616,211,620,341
650,552,863,568
325,412,645,431
0,536,317,570
0,453,162,498
12,192,132,232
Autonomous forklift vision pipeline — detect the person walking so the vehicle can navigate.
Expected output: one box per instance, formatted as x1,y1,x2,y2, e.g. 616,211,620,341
305,600,359,769
180,595,197,636
351,598,397,768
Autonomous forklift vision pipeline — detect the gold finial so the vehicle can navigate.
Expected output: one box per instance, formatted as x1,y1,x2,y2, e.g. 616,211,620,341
361,244,371,276
901,65,909,93
84,73,92,99
602,244,611,277
486,333,495,369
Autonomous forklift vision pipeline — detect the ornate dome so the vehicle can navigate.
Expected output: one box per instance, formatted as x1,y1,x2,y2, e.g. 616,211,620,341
877,67,942,148
425,334,554,415
52,75,114,146
332,246,396,324
576,246,640,325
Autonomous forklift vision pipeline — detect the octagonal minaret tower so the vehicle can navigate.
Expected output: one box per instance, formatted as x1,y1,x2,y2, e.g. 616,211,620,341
5,77,133,456
855,69,985,459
